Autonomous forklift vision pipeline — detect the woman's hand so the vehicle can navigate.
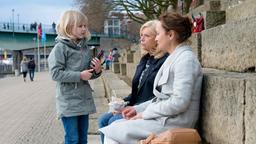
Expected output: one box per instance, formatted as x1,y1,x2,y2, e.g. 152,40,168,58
122,106,137,120
91,58,102,74
130,112,142,120
80,69,94,80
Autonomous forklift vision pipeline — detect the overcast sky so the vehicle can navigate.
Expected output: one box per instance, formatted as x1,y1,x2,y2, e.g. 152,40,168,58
0,0,78,25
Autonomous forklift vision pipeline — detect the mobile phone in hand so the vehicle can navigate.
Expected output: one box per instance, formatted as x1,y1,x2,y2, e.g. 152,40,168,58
90,49,104,69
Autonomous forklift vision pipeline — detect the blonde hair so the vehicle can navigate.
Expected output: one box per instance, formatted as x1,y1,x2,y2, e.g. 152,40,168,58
22,56,27,62
140,20,165,59
57,10,91,41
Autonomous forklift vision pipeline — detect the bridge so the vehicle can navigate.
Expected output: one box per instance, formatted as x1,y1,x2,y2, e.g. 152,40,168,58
0,22,100,51
0,22,108,74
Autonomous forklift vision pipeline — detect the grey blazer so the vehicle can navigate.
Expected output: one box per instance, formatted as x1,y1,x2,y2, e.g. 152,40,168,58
141,44,203,127
99,45,203,144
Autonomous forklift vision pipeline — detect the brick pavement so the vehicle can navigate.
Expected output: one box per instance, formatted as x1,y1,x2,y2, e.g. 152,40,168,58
0,72,106,144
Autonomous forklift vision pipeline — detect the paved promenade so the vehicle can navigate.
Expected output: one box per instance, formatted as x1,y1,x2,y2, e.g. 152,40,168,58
0,72,106,144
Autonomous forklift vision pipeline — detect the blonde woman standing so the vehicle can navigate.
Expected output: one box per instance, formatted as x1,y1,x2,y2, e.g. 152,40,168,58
48,10,102,144
20,57,28,82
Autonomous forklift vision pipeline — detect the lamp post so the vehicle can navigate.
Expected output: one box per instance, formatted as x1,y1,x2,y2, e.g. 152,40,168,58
17,14,19,30
181,0,184,15
12,9,15,37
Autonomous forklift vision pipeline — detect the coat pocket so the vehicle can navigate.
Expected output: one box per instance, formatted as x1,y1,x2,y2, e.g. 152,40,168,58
61,82,75,96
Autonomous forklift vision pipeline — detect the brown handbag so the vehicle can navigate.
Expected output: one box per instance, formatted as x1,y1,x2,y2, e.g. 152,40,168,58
139,128,201,144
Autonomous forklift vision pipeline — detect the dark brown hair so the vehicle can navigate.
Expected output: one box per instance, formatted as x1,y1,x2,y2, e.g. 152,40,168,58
159,12,193,43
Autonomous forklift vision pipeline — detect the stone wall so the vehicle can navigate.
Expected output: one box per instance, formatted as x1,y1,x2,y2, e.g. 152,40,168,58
225,0,256,23
105,1,256,143
200,69,256,144
201,16,256,72
190,0,256,144
219,0,246,10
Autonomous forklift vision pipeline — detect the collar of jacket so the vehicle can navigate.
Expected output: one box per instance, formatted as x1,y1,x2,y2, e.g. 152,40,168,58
55,36,88,50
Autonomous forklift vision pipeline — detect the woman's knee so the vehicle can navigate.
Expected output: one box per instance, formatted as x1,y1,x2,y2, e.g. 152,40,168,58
108,114,123,125
98,112,113,128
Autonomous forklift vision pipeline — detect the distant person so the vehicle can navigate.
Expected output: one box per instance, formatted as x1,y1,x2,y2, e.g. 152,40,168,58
3,23,6,29
7,23,9,29
192,13,205,33
22,25,25,31
105,50,113,70
20,57,28,82
28,58,36,81
111,48,120,63
52,22,56,32
48,10,102,144
34,22,37,31
38,23,42,38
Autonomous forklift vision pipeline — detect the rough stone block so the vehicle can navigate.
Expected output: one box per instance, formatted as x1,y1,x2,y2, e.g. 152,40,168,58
245,77,256,144
190,0,221,14
133,50,141,64
120,63,127,75
200,69,245,144
201,16,256,72
126,53,134,63
119,53,126,63
88,118,99,134
112,62,120,73
203,10,226,29
190,33,202,62
126,63,136,80
111,88,131,99
102,71,131,100
226,0,256,23
221,0,246,10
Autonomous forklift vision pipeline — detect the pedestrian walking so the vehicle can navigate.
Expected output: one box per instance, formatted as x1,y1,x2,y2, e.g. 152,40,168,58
20,57,28,82
48,10,102,144
28,58,36,81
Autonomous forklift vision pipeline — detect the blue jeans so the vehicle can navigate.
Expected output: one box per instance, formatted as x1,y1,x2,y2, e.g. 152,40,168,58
98,112,123,144
61,115,89,144
29,69,34,81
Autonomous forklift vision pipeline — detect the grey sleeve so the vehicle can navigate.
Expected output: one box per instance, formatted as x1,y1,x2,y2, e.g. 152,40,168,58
134,100,152,113
48,46,81,82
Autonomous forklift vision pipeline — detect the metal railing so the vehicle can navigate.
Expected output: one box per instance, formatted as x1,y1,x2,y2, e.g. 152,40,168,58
0,64,13,74
0,22,56,34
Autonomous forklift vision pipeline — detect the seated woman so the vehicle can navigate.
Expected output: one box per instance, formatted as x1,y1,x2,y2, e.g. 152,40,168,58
98,20,168,144
99,12,203,144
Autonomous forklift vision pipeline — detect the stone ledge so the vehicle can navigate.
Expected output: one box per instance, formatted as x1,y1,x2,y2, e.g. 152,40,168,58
226,0,256,23
102,70,131,100
201,16,256,72
126,63,137,80
200,68,256,144
190,0,221,14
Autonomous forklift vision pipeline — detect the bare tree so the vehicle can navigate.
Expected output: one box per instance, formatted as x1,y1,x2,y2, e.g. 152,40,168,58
184,0,193,14
75,0,113,33
112,0,178,24
112,0,194,24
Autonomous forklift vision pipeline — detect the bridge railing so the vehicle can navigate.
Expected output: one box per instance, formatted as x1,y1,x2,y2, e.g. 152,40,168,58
0,64,13,74
0,22,56,34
